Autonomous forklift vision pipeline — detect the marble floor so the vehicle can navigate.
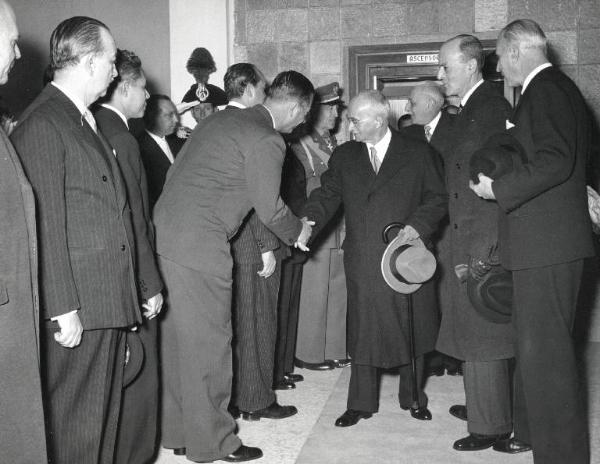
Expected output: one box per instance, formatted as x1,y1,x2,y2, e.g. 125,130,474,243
155,342,599,464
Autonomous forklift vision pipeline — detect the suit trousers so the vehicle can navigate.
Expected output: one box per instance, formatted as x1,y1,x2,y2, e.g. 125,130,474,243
463,359,512,435
296,248,347,363
348,358,427,412
114,320,159,464
274,258,303,382
41,326,125,464
231,261,280,411
512,260,589,464
158,257,241,462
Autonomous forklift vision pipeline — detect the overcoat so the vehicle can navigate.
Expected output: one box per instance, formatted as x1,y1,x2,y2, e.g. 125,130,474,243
435,81,515,362
0,128,48,464
303,129,447,367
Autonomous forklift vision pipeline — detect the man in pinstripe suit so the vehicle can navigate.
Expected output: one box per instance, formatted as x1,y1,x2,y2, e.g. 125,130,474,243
225,63,298,421
11,17,141,464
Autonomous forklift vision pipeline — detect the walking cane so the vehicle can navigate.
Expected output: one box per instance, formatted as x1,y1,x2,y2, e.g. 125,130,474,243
382,223,434,421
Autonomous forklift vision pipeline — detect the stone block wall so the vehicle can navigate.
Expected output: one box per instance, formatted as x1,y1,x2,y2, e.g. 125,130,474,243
233,0,600,123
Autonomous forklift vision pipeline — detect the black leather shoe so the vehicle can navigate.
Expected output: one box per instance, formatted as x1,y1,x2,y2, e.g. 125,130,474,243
400,405,432,420
173,447,186,455
284,372,304,382
330,358,351,368
446,364,463,376
453,433,510,451
493,437,532,454
426,365,445,377
295,358,335,370
241,402,298,421
334,409,372,427
273,379,296,390
221,445,263,462
449,404,467,421
228,405,240,419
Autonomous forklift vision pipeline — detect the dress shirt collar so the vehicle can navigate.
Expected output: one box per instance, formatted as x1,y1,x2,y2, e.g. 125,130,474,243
228,100,246,109
51,81,89,116
425,111,442,135
366,128,392,164
460,78,484,107
147,130,175,164
521,62,552,94
100,103,129,129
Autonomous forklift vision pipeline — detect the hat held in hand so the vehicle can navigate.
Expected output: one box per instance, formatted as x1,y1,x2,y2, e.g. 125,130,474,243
381,223,437,294
469,132,527,184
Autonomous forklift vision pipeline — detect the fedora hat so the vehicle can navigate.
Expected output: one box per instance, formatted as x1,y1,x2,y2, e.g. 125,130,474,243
469,132,527,184
123,331,145,387
381,223,436,294
466,256,512,324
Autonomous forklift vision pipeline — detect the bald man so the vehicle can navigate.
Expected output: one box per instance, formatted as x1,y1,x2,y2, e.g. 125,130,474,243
0,2,48,462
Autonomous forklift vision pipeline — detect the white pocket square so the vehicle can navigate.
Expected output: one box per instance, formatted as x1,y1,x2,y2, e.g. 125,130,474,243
506,120,515,129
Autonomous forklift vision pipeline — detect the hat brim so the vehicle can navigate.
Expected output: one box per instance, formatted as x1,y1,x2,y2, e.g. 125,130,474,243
381,236,436,294
467,270,512,324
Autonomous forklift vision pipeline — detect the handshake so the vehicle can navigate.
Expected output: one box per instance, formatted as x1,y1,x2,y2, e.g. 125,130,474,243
294,217,315,251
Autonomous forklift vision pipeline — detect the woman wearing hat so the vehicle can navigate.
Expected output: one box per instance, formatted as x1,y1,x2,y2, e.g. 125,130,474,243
291,82,350,370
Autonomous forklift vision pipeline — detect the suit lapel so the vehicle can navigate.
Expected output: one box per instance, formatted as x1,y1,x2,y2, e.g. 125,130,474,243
369,132,407,193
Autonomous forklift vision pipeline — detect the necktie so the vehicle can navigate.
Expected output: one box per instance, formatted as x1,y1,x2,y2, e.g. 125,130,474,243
457,104,464,114
369,146,379,174
424,125,432,142
83,110,97,134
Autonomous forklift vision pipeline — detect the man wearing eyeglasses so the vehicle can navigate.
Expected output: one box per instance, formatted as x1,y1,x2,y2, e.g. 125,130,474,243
303,90,447,427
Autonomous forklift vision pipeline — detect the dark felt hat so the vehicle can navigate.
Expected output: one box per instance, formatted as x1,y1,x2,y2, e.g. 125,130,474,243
316,82,340,105
469,132,527,184
381,236,437,294
466,257,512,324
123,331,144,387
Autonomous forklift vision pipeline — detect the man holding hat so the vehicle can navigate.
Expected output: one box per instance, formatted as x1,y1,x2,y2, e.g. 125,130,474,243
303,90,447,427
292,82,349,371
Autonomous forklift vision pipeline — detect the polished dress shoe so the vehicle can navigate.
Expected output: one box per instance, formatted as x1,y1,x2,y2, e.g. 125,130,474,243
334,409,372,427
273,379,296,390
241,402,298,421
453,433,510,451
329,358,351,368
449,404,467,421
295,358,335,370
493,437,532,454
400,405,432,420
446,364,463,376
221,445,263,462
284,372,304,382
173,447,186,455
426,365,445,377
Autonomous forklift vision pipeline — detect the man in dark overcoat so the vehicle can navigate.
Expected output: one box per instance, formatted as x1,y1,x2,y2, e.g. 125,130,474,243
94,49,163,464
435,34,515,452
472,20,594,463
153,71,314,462
0,2,48,462
303,90,447,427
11,17,141,464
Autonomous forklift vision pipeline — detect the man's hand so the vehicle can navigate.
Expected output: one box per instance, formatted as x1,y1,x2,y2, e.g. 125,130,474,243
142,292,164,320
294,217,315,252
257,251,276,278
396,225,420,245
469,173,496,200
54,311,84,348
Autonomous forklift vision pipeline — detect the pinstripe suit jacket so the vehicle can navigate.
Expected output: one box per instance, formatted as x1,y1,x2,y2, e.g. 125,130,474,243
11,85,141,329
94,106,163,299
